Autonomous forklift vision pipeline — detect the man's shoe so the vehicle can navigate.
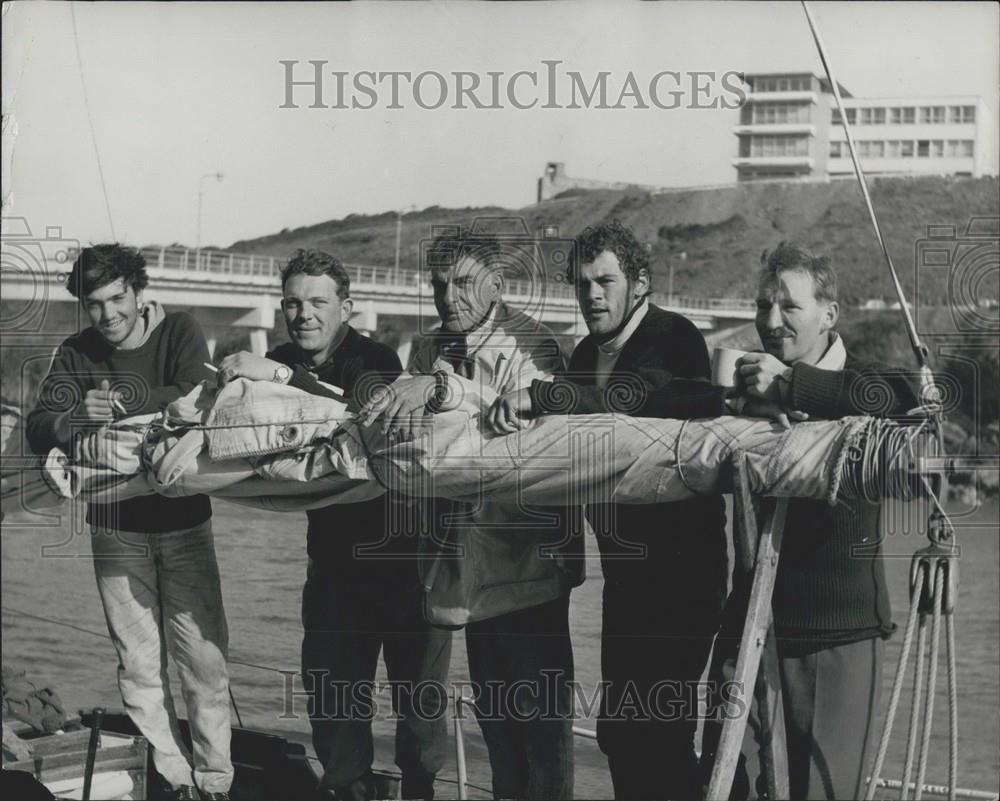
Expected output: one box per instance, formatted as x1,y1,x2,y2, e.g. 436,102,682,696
172,787,198,801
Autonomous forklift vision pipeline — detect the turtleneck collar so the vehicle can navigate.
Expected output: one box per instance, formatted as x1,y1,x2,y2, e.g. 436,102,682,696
597,298,649,356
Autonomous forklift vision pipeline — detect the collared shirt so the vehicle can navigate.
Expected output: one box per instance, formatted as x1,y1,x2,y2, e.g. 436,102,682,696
812,331,847,372
409,301,563,394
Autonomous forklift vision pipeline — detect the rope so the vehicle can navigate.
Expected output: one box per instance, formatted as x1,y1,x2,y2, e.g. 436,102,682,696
915,566,945,799
838,417,936,504
946,614,959,801
68,4,116,241
867,565,925,799
800,1,933,388
229,688,244,728
901,613,929,800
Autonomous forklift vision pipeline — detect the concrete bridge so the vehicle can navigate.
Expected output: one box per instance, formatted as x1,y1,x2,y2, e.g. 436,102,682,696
1,245,756,363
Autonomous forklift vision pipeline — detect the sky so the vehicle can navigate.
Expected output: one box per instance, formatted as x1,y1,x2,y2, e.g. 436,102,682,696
2,0,998,249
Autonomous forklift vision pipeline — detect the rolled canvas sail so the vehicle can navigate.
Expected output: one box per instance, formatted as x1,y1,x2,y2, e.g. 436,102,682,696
2,378,935,515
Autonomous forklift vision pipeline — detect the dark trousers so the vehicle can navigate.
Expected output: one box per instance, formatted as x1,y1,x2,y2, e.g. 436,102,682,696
597,580,721,800
301,560,453,799
465,595,575,800
701,635,885,800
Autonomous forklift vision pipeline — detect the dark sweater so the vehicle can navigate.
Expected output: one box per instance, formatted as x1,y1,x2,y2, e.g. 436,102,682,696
738,351,919,649
530,305,729,605
724,354,917,656
268,326,404,576
25,312,213,533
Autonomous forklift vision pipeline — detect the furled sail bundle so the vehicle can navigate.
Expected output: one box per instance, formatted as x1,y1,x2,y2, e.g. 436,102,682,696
3,378,936,517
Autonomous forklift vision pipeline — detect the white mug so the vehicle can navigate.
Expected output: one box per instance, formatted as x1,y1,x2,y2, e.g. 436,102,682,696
711,347,747,388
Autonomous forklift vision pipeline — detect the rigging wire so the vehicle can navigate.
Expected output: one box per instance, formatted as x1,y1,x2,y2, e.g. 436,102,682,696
69,3,116,241
800,1,937,404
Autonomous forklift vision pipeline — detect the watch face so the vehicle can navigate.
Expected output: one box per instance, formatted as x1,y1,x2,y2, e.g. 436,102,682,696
276,365,292,383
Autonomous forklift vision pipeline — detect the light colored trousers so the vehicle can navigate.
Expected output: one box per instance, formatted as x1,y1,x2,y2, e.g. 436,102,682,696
91,520,233,794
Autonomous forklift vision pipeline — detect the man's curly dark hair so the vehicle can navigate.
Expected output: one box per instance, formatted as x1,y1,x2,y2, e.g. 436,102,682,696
566,219,651,285
280,248,351,299
67,244,149,299
424,228,506,274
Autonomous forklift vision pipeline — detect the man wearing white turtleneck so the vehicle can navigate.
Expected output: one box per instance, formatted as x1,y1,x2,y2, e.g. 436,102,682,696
593,295,649,390
489,220,729,800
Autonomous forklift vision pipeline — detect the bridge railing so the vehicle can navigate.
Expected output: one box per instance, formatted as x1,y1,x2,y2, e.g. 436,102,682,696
133,246,756,311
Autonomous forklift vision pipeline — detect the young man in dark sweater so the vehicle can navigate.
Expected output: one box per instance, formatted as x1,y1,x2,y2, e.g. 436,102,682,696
701,242,918,800
219,249,451,801
25,245,231,801
487,221,729,800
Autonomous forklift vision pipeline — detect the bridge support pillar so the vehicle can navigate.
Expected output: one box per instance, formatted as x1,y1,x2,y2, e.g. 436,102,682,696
351,301,378,338
396,329,415,367
248,328,269,356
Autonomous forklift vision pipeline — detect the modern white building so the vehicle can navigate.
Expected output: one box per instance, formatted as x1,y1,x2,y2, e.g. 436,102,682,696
733,73,994,181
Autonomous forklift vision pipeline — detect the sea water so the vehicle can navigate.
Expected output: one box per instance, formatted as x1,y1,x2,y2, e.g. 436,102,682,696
3,499,997,798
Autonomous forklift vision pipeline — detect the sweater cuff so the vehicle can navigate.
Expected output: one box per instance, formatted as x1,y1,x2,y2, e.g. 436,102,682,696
287,366,319,394
661,386,727,419
791,363,844,418
529,378,577,415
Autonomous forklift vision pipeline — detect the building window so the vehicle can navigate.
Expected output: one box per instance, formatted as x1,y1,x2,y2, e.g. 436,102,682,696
887,140,901,158
961,140,974,157
917,140,930,157
832,108,857,125
901,140,914,157
750,135,809,158
830,141,843,158
919,106,946,124
931,140,944,157
752,102,810,125
870,141,885,157
889,107,915,125
948,105,977,124
861,107,886,125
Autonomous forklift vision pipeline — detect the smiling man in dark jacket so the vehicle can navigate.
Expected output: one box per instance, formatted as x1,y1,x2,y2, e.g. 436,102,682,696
220,249,451,801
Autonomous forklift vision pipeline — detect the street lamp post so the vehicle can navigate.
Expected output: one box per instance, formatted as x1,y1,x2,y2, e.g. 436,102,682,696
196,172,224,268
393,205,417,279
668,251,686,307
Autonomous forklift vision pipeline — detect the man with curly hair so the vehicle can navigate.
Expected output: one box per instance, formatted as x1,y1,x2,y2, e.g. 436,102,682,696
488,220,729,799
26,244,231,801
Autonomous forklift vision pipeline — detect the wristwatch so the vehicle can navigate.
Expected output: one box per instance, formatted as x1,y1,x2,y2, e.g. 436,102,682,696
273,365,293,385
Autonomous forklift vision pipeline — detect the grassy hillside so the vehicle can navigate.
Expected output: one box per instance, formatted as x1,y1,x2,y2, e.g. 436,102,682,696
231,175,999,307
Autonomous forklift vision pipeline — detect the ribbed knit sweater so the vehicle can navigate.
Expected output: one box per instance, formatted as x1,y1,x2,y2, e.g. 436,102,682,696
26,311,213,533
761,353,918,647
